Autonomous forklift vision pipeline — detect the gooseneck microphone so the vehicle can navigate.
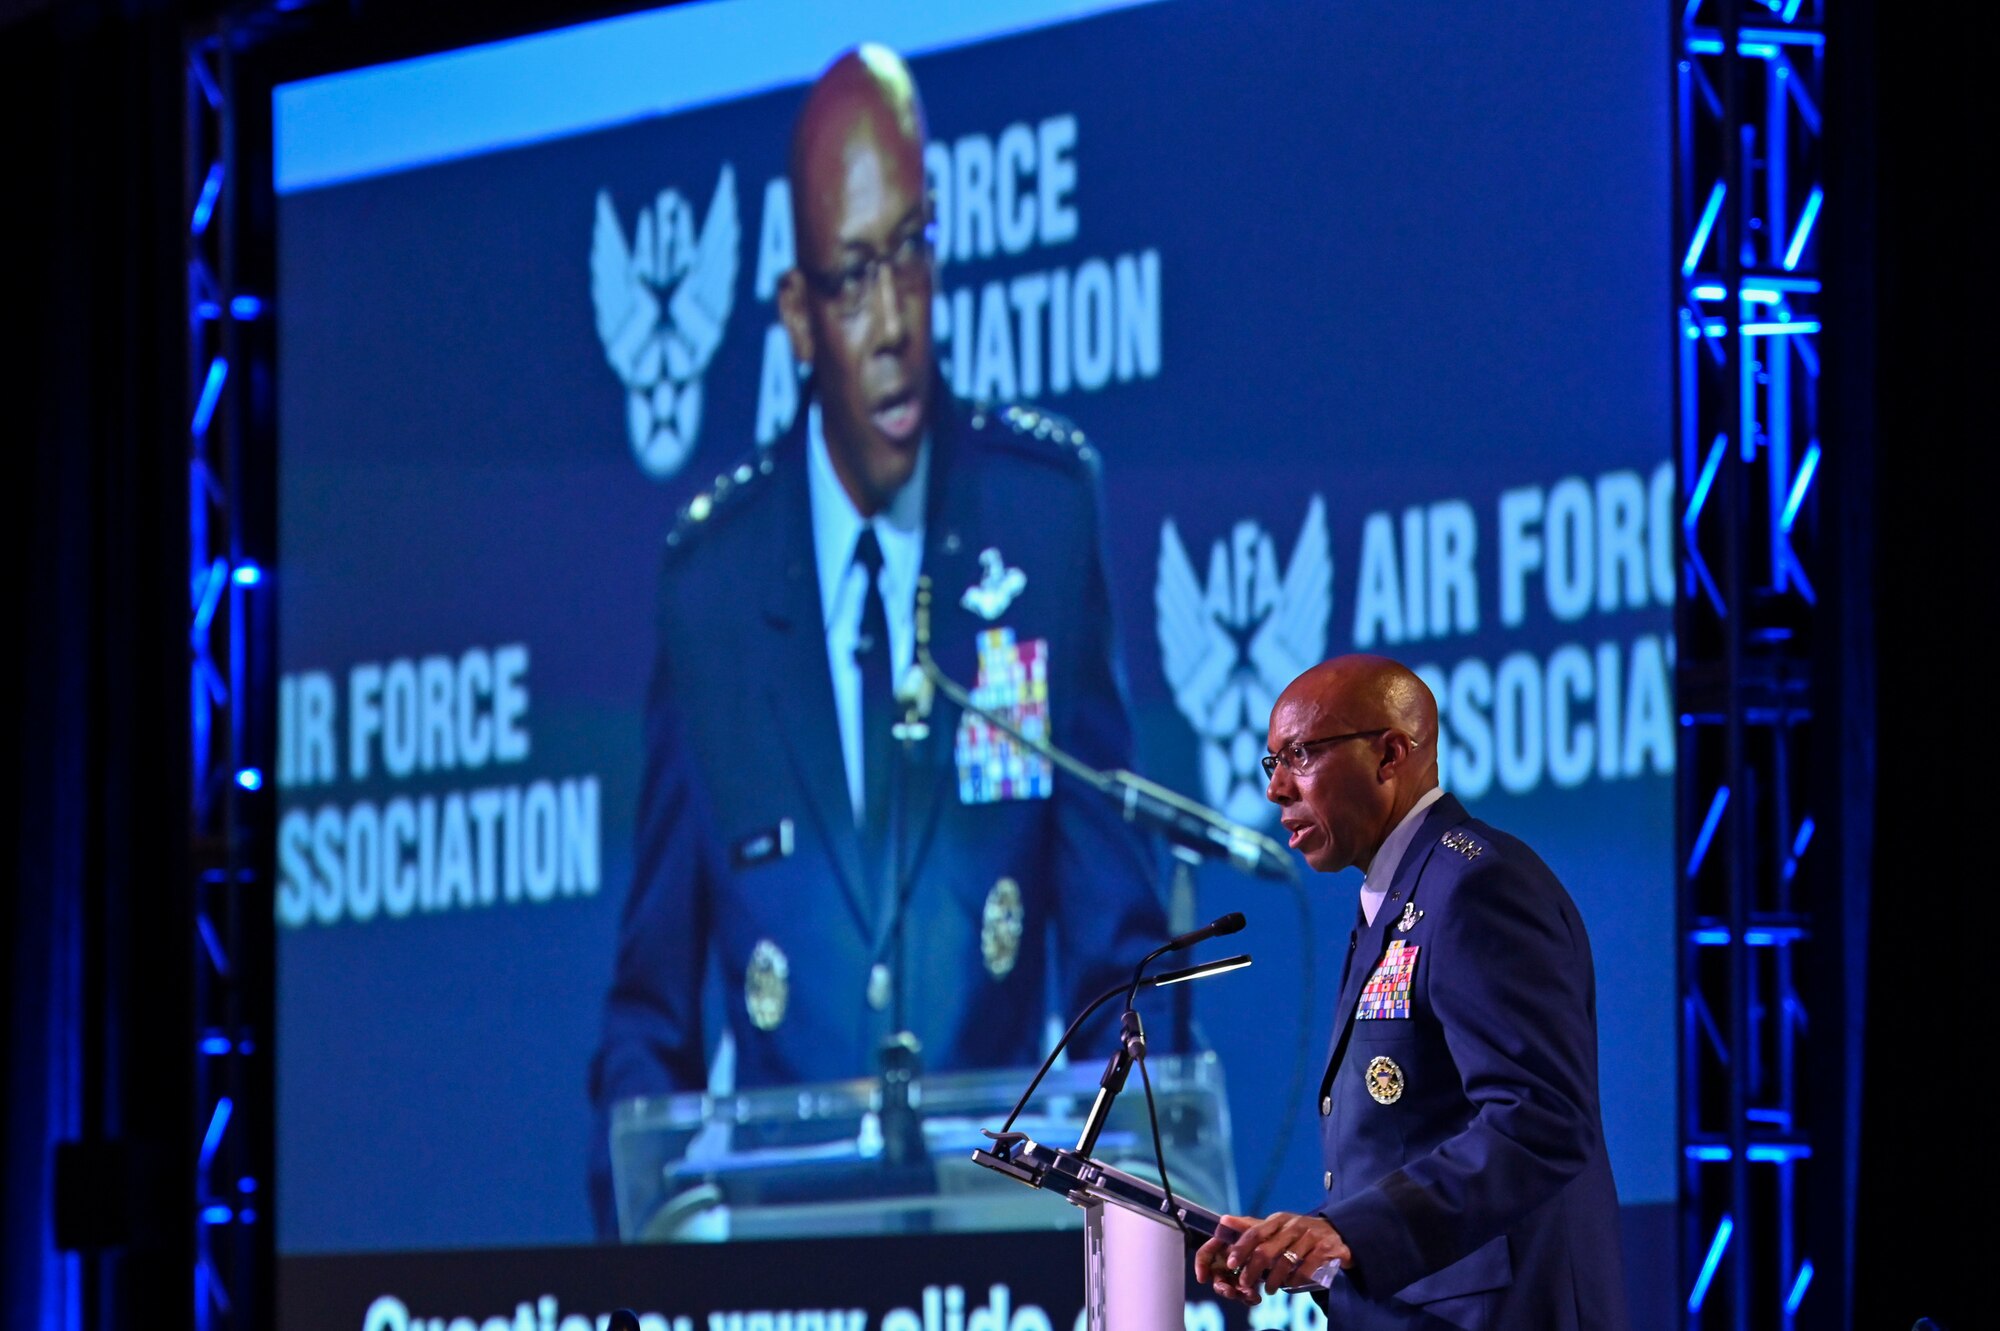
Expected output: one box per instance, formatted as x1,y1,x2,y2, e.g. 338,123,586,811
995,917,1253,1137
1126,911,1247,1011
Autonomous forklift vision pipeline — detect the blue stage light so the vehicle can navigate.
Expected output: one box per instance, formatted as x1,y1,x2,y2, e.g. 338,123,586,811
1684,434,1728,531
235,768,264,791
1688,1215,1733,1313
191,162,224,235
1683,181,1726,277
193,358,229,436
200,1097,234,1171
230,295,264,319
1786,1260,1814,1314
200,1035,231,1055
232,563,263,586
1783,186,1822,270
201,1205,232,1225
1780,442,1820,531
1685,785,1730,880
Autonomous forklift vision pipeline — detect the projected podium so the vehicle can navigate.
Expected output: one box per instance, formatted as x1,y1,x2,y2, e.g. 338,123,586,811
607,1052,1236,1242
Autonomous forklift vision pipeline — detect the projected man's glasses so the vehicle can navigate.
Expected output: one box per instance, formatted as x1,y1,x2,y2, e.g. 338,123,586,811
802,224,937,318
1260,729,1391,779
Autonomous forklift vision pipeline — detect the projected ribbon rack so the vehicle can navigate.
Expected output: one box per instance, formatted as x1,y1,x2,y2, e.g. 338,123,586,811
1675,2,1827,1328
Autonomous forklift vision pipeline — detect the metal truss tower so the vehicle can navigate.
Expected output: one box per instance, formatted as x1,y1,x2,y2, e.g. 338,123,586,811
185,23,275,1331
1675,0,1827,1327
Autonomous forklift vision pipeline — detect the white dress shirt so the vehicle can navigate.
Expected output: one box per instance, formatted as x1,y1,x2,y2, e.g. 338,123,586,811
1359,786,1448,925
806,404,930,824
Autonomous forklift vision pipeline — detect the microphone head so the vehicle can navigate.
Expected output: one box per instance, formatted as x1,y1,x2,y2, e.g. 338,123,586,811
1213,911,1247,937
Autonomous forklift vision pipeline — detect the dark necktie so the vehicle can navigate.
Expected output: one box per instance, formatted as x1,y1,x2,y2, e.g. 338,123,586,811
852,528,894,892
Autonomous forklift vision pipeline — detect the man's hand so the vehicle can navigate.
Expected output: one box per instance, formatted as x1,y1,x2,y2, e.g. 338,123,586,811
1193,1211,1351,1305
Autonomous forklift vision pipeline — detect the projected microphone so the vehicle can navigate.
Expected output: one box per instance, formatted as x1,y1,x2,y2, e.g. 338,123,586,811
911,576,1297,883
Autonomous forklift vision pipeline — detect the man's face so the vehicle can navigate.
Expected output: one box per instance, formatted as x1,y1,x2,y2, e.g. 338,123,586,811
782,114,934,514
1263,691,1393,874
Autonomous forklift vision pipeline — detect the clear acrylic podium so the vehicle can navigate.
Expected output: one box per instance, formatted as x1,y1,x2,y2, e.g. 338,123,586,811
606,1052,1237,1244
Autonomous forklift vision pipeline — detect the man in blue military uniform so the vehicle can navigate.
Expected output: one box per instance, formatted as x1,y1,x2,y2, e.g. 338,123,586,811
587,46,1167,1233
1196,656,1628,1329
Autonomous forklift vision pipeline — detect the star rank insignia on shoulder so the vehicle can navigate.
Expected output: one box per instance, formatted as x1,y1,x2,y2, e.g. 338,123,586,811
663,451,776,553
1440,828,1484,860
969,402,1099,475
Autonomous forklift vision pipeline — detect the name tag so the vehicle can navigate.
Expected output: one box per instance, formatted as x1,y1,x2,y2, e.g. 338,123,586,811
731,818,794,869
1356,940,1419,1020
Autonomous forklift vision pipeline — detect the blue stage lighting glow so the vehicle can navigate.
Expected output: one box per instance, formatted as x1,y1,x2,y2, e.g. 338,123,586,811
193,358,229,437
200,1097,234,1171
1683,1142,1813,1162
235,768,264,791
1690,925,1806,946
200,1035,231,1055
1683,181,1726,277
1742,320,1821,336
232,563,263,586
1783,186,1822,270
1688,1215,1734,1313
230,295,264,319
201,1205,232,1225
1791,817,1816,859
1742,26,1823,46
191,162,224,235
1684,434,1728,531
239,1177,259,1194
1686,785,1730,880
1692,283,1727,301
1786,1260,1814,1314
1780,442,1820,531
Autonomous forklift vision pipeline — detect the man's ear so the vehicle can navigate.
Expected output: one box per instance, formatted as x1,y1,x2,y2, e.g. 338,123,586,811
777,269,816,369
1379,731,1417,779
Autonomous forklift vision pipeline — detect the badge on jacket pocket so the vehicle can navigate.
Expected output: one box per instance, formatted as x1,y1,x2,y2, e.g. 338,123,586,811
955,628,1054,804
1356,940,1419,1020
1365,1055,1405,1104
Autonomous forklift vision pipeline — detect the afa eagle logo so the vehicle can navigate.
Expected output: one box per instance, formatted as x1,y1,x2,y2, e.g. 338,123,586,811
590,165,741,480
1155,496,1332,827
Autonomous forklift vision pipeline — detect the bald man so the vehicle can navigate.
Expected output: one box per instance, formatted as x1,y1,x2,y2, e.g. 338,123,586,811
1194,657,1629,1329
588,47,1168,1237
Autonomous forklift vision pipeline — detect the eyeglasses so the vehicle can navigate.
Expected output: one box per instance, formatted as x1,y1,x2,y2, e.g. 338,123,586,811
799,223,936,319
1260,729,1392,779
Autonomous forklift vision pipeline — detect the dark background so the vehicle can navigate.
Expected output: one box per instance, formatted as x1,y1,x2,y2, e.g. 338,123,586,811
2,1,1983,1330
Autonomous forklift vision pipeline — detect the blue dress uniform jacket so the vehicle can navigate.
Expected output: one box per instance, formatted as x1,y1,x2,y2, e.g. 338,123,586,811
1316,795,1628,1330
587,389,1166,1230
